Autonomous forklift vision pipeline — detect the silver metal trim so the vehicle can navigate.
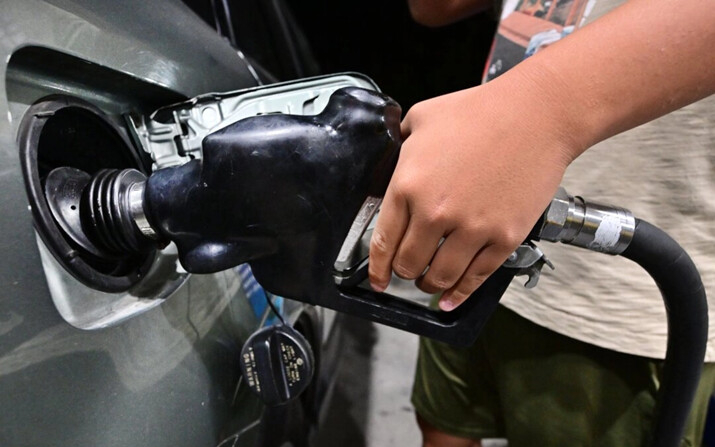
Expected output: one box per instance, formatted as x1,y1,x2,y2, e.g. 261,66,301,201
334,196,382,272
127,181,159,240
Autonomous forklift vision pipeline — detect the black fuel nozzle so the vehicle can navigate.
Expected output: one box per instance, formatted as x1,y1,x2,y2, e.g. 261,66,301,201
142,87,403,275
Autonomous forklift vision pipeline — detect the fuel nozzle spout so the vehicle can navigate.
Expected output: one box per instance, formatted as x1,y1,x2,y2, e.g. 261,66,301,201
43,166,158,263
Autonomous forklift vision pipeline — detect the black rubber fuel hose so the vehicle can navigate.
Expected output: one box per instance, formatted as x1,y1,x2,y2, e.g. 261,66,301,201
620,219,708,447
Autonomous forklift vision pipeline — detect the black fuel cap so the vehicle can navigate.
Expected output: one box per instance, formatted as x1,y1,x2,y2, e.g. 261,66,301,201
240,324,315,406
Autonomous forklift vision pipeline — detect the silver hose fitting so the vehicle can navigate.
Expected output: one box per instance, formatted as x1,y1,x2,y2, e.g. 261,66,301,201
537,187,636,255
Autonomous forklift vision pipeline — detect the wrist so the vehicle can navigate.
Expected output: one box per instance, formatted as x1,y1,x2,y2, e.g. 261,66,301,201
486,56,600,165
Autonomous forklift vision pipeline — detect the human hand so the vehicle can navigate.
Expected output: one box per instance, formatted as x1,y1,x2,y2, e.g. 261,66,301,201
368,79,580,311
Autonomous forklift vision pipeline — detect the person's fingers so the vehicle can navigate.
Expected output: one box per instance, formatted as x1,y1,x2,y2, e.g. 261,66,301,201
369,189,409,292
438,245,513,311
391,218,444,280
415,230,484,294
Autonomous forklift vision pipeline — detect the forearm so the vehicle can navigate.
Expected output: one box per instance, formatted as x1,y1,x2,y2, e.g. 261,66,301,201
490,0,715,160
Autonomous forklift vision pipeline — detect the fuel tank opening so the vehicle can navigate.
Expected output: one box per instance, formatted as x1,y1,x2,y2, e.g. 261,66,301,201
18,95,156,293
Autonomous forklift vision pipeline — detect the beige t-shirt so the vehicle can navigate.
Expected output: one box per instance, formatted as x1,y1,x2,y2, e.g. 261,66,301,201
486,0,715,360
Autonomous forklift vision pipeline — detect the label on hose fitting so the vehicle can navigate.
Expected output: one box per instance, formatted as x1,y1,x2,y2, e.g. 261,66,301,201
589,214,623,252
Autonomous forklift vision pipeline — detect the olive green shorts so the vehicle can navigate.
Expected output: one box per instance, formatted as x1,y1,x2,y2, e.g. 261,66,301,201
411,305,715,447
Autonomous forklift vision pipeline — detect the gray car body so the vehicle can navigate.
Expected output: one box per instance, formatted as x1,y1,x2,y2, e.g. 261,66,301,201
0,1,335,445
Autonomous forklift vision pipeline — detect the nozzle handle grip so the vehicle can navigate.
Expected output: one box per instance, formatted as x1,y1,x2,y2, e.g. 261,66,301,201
334,267,517,346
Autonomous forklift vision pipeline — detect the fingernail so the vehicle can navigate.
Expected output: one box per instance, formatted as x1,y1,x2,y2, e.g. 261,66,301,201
370,281,386,293
439,297,456,312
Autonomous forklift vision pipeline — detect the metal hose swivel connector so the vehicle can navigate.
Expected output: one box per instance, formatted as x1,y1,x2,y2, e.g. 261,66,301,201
536,187,636,255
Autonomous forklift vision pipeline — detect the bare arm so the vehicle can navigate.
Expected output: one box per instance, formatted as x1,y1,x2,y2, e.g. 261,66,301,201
522,0,715,151
369,0,715,310
407,0,493,27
